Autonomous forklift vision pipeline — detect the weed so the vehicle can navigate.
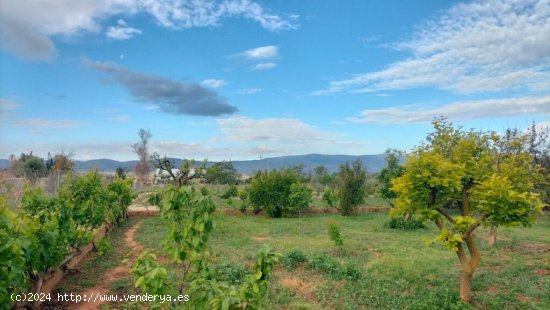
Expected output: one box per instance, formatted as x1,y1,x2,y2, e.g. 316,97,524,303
282,250,308,270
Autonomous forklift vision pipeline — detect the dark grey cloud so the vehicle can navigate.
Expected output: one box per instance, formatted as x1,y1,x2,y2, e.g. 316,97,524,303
85,60,238,116
0,17,56,61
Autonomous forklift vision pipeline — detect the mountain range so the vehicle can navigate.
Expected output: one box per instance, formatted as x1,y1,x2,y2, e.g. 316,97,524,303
0,153,391,174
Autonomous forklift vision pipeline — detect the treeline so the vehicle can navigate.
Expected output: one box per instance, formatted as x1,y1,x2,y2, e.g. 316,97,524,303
6,152,74,185
0,171,134,309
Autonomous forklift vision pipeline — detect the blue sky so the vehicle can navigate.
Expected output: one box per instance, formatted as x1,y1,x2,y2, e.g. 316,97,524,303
0,0,549,161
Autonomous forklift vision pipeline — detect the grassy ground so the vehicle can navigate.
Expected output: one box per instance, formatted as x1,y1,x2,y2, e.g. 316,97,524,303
135,212,550,310
199,183,390,210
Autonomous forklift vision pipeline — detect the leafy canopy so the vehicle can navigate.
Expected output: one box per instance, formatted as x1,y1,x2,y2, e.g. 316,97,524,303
392,118,544,251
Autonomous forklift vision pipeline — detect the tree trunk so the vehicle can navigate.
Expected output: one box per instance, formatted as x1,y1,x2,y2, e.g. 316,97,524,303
488,225,497,247
459,269,473,302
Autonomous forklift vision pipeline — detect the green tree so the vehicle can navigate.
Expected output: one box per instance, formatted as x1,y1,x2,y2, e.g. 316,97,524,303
391,118,544,302
526,122,550,206
377,149,405,207
115,166,127,179
335,159,367,215
206,161,238,185
247,169,312,218
20,155,48,186
314,165,335,190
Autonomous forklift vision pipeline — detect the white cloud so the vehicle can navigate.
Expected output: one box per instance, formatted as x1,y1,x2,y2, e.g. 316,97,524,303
0,99,18,111
217,116,338,144
239,45,278,60
314,0,550,95
0,0,296,61
202,79,228,88
144,105,159,110
213,116,369,156
348,95,550,124
110,114,130,122
106,19,142,40
11,118,83,128
233,88,262,94
254,62,277,70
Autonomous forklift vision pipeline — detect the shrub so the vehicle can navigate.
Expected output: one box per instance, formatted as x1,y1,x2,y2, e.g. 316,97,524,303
282,250,308,270
336,159,367,215
212,262,250,285
307,255,341,279
247,169,312,218
95,236,111,256
384,217,426,230
200,186,209,196
322,189,336,210
148,192,163,207
327,221,344,246
220,184,238,198
340,263,362,281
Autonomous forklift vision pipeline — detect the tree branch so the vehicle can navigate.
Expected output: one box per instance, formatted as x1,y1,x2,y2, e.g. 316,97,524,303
462,214,489,239
436,208,456,224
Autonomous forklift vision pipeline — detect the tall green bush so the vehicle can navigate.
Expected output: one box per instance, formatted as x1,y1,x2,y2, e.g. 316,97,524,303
247,169,312,218
336,159,367,215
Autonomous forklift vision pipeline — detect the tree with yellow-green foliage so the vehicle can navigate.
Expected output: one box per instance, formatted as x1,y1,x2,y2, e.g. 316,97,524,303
391,117,545,303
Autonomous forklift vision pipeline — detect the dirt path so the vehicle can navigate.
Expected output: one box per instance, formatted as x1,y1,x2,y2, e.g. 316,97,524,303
68,221,143,310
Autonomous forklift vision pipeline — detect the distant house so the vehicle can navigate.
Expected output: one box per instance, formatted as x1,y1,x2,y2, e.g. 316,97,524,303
239,173,252,183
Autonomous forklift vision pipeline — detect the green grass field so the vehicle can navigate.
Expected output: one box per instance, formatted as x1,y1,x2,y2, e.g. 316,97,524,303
133,212,550,310
48,184,549,309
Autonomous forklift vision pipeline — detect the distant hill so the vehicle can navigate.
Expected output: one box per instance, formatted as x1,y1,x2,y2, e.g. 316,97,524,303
0,154,393,174
232,154,388,174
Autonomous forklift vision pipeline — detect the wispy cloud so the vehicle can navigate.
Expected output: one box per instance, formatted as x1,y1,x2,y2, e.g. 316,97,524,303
217,116,339,144
348,95,550,124
44,93,67,100
314,0,550,95
110,115,130,123
202,79,228,88
233,88,262,95
106,19,142,40
11,118,82,129
238,45,278,60
213,116,368,156
0,99,18,111
254,62,277,70
84,59,238,117
0,0,296,61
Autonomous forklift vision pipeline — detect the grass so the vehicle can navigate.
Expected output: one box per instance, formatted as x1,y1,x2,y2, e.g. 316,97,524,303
134,212,550,309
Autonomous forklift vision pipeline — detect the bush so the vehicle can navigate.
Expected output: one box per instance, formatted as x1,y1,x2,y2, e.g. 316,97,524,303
307,254,362,281
322,189,336,210
307,255,341,279
220,184,238,198
200,187,209,196
247,169,312,218
212,262,250,285
327,221,344,246
95,236,111,256
282,250,308,270
340,263,362,281
384,217,426,230
337,159,367,215
148,192,163,207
